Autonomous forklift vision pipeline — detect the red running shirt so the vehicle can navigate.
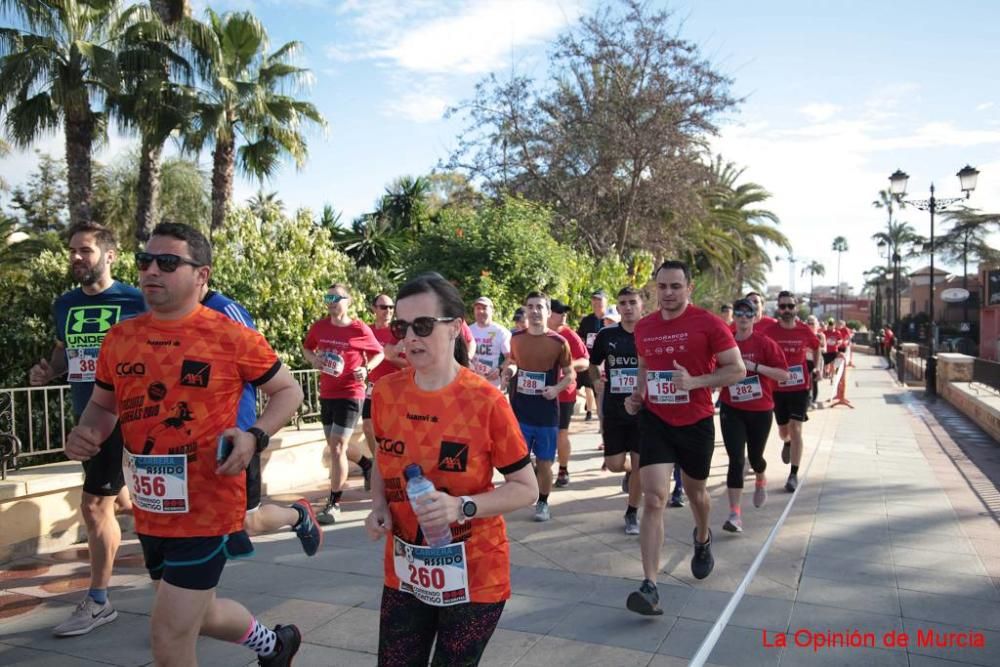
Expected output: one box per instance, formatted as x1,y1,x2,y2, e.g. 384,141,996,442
634,305,737,426
720,332,788,412
762,321,821,393
304,318,382,399
368,325,403,385
556,325,589,403
824,327,840,352
372,367,530,603
94,306,280,538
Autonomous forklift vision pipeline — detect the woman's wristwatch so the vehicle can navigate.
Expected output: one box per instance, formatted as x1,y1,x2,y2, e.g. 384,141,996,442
458,496,477,524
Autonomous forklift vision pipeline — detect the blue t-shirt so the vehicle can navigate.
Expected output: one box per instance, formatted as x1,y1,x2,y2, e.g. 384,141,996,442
54,281,146,416
201,290,257,430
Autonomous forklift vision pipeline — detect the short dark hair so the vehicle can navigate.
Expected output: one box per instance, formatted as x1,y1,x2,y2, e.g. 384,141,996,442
777,290,794,301
524,291,550,308
397,272,469,367
655,260,691,283
67,222,117,252
371,293,392,305
151,221,212,266
744,291,762,300
617,286,642,298
720,304,733,312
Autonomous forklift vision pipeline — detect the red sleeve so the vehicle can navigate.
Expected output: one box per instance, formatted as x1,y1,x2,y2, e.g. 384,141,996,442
355,322,383,354
564,328,589,361
461,321,474,347
236,326,282,386
558,339,573,368
488,393,530,474
304,321,319,349
766,337,788,370
709,317,738,355
807,329,820,350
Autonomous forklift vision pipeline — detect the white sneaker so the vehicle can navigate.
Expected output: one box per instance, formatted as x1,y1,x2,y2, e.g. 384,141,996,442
533,501,551,522
52,597,118,637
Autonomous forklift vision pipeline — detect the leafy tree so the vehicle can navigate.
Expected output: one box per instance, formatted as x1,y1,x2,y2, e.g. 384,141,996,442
184,10,325,231
8,151,68,232
316,203,341,232
0,0,123,226
247,189,285,222
832,236,848,319
380,175,430,233
446,0,737,257
425,171,482,216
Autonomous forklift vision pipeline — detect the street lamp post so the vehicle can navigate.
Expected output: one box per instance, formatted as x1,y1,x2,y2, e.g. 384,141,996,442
888,165,980,397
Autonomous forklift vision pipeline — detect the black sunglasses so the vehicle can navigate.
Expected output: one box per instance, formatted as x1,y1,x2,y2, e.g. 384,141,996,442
374,304,395,311
390,317,457,339
135,252,203,273
777,303,796,310
733,309,755,318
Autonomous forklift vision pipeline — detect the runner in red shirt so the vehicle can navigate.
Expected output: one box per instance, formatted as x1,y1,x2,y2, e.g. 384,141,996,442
622,261,745,616
762,291,823,493
362,293,408,491
745,291,779,330
303,284,384,524
719,299,789,533
364,272,537,666
822,319,840,378
66,222,305,665
805,315,826,406
548,299,591,488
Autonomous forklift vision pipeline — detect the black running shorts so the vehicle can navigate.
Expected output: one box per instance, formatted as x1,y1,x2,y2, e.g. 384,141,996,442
320,398,362,437
773,390,810,425
603,414,640,457
638,412,715,481
558,401,573,430
139,530,254,590
80,421,126,497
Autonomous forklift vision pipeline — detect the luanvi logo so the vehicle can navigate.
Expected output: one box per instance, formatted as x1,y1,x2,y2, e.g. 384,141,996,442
179,360,211,387
437,440,469,473
146,339,180,347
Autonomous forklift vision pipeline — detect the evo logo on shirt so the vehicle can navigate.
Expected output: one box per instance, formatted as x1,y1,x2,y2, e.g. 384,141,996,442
438,441,469,473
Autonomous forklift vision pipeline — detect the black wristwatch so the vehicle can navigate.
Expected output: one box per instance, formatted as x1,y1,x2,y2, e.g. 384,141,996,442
458,496,477,524
247,427,270,453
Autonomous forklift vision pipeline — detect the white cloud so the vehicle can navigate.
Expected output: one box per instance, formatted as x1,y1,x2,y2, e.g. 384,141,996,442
798,103,840,123
976,101,994,112
383,92,450,124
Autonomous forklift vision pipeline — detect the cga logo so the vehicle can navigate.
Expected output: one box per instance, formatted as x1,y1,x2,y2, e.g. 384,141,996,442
116,362,146,376
376,437,405,456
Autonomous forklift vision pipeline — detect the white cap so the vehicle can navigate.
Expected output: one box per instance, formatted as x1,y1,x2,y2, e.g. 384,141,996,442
603,306,621,323
473,296,494,308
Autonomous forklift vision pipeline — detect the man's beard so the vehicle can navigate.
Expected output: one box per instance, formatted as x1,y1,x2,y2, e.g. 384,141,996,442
72,258,105,286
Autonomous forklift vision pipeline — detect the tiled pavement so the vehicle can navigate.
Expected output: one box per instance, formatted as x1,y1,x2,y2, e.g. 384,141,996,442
2,355,998,666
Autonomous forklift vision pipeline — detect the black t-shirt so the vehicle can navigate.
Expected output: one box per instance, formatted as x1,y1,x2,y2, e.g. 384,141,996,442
589,324,638,421
577,313,604,351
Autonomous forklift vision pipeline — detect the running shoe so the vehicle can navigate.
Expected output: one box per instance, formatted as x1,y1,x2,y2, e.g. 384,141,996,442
626,579,663,616
585,410,593,422
258,624,302,666
621,471,631,494
533,500,551,522
722,513,743,533
691,528,714,580
669,490,685,508
781,441,790,464
784,473,798,493
624,512,640,535
291,498,322,556
316,500,340,526
753,480,768,508
555,469,569,487
52,597,118,637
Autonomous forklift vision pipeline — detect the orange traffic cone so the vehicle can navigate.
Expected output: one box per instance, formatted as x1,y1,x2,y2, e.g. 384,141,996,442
829,354,854,409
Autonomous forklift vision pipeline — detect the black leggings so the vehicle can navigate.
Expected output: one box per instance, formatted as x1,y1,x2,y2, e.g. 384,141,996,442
378,586,505,666
806,360,818,403
720,404,773,489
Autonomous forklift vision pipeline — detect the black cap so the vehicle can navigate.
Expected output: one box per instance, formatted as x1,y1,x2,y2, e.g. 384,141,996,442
513,307,525,321
550,299,570,314
733,298,754,312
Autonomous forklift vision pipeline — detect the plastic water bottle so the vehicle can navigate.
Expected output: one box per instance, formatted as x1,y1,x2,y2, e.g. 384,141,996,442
404,463,452,548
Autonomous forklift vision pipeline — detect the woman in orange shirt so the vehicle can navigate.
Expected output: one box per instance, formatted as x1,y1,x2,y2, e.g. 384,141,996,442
365,272,538,666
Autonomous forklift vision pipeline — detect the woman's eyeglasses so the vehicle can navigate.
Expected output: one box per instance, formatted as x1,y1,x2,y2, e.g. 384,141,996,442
733,309,755,318
324,294,348,304
390,317,457,339
135,252,203,273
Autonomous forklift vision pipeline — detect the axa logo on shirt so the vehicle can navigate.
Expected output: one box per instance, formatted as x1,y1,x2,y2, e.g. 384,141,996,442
115,362,146,376
438,441,469,472
179,360,211,387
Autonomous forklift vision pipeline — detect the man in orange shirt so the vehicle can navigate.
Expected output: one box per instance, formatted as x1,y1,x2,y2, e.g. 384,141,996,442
66,222,305,667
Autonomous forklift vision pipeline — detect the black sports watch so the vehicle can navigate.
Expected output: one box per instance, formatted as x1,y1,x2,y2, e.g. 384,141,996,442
247,427,270,453
458,496,477,524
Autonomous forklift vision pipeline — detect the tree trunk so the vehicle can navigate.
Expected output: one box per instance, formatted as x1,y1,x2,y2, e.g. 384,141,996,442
64,111,94,227
135,135,163,244
211,136,235,231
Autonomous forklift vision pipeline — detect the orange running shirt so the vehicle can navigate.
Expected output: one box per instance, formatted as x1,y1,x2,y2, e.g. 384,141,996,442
94,305,281,538
372,367,530,603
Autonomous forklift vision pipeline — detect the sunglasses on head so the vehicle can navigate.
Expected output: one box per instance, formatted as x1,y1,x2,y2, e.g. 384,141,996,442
374,304,394,311
135,252,202,273
733,309,755,318
778,303,796,310
324,294,348,304
390,317,457,339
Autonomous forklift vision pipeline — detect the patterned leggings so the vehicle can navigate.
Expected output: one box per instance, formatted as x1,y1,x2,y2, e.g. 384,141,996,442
377,586,505,666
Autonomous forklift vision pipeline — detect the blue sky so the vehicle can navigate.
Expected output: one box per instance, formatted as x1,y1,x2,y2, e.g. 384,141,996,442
3,0,999,293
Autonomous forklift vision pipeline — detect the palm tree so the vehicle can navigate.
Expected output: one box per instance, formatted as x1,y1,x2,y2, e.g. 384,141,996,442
832,236,848,319
801,260,825,310
316,204,341,232
381,175,430,233
0,0,124,227
863,265,889,329
247,190,284,221
184,10,326,231
938,208,1000,323
871,219,923,331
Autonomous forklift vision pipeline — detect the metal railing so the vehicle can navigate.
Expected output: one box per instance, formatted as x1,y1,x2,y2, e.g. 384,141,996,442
972,358,1000,397
1,369,322,478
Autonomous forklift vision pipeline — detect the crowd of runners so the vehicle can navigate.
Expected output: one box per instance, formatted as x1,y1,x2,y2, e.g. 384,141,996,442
29,222,854,665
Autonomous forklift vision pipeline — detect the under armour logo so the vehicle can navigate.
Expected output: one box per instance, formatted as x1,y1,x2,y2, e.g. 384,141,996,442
69,307,115,333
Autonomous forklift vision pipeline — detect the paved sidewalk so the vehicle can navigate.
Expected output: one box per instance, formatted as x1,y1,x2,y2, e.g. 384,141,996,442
2,355,998,666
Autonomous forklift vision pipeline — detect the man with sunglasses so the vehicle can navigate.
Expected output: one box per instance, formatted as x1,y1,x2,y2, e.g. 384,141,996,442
303,285,384,524
66,222,305,665
362,294,407,480
763,292,822,492
469,296,512,388
501,292,575,522
623,261,744,616
30,222,146,638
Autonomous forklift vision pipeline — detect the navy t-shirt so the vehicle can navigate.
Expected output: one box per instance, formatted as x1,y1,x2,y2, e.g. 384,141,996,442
201,290,258,430
54,281,146,416
589,324,639,422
